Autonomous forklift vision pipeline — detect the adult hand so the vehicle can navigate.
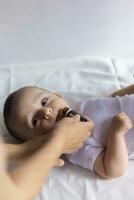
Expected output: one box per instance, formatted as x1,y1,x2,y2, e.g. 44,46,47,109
53,115,94,154
18,136,65,167
18,115,93,167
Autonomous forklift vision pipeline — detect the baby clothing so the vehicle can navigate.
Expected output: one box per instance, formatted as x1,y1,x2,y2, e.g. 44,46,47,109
67,94,134,173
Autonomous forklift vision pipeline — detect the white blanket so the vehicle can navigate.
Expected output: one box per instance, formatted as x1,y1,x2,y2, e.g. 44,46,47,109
0,57,134,200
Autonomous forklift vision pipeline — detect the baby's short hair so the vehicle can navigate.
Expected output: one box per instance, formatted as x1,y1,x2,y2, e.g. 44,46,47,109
3,91,21,140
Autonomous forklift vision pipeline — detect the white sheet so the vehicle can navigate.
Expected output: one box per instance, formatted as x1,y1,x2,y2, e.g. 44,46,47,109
0,57,134,200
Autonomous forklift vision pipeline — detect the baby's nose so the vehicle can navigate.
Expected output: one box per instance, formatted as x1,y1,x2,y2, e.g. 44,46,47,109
37,107,52,119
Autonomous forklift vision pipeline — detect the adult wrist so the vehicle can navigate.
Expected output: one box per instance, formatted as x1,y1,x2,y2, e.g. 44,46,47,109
50,130,65,154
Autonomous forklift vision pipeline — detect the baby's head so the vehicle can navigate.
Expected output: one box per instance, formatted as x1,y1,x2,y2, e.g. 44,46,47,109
3,86,70,141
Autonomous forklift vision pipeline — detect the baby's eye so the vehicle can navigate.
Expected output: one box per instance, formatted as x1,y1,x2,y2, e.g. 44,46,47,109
41,98,48,106
32,116,38,127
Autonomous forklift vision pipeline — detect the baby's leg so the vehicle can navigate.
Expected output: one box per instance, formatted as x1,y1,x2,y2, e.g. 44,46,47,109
94,113,132,179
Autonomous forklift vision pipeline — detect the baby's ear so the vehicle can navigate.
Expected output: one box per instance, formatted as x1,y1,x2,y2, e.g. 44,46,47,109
52,92,63,98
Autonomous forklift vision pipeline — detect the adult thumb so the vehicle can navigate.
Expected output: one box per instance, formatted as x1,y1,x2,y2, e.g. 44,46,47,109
55,158,65,167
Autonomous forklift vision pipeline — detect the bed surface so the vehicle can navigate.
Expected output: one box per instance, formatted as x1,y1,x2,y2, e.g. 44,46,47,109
0,57,134,200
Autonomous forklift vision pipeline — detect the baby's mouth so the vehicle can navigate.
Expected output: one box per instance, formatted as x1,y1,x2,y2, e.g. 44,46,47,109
56,107,69,122
56,109,64,122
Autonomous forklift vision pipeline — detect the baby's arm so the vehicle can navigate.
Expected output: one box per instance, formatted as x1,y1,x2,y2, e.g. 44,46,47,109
110,84,134,97
94,113,132,179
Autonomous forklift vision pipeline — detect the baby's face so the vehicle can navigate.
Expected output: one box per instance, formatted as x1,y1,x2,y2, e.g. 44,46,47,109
11,87,70,140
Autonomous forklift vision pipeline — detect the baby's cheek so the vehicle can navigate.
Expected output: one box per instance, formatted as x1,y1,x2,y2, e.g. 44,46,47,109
40,120,55,133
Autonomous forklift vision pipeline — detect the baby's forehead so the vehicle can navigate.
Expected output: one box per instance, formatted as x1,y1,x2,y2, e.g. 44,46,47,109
16,87,49,100
11,87,49,115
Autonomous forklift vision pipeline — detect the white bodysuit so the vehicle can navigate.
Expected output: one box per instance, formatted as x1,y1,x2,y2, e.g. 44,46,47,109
67,95,134,173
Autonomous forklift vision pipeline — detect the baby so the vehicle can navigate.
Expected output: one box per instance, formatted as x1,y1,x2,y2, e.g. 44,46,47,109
3,85,134,179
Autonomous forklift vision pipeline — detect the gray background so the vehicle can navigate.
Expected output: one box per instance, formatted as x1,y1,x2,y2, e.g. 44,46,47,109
0,0,134,64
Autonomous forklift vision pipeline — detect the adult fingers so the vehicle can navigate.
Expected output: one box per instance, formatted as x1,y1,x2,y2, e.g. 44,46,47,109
55,159,65,167
71,114,80,121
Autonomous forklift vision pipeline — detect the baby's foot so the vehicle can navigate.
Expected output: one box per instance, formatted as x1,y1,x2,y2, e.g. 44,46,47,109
109,112,132,135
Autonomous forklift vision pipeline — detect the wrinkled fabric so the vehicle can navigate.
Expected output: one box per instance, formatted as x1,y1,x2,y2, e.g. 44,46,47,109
68,95,134,172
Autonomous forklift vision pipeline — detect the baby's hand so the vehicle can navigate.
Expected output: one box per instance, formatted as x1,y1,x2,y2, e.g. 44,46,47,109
112,112,132,134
